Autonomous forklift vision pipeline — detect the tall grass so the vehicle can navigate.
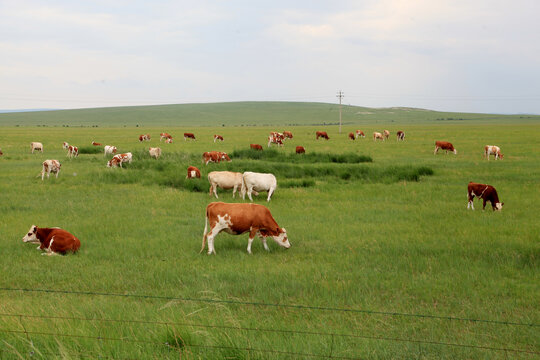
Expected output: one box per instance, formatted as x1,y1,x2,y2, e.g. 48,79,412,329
230,148,372,163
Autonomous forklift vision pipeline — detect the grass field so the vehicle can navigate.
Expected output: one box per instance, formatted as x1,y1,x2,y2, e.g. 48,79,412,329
0,103,538,359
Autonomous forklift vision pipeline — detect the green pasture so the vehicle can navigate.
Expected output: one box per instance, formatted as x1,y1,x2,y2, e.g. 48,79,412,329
0,106,538,359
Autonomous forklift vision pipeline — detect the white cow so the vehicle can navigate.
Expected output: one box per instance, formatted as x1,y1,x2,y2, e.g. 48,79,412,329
207,171,246,199
484,145,503,160
149,147,161,159
41,160,61,180
104,145,117,156
31,142,43,153
241,172,277,202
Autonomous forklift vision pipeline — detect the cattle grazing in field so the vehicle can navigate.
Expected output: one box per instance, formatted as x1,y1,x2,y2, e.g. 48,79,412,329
250,144,263,151
160,133,173,142
467,182,503,211
283,131,293,139
31,142,43,153
396,131,405,141
186,166,201,179
484,145,503,160
139,134,151,142
149,147,161,159
22,225,80,256
104,145,117,156
107,152,132,168
355,130,365,139
184,132,196,141
201,202,290,255
295,146,305,154
268,132,284,147
202,151,231,165
208,171,247,199
316,131,329,140
373,132,384,141
67,145,78,158
213,135,224,143
62,142,69,149
348,132,355,140
40,160,61,180
241,171,277,202
383,130,390,140
92,141,102,146
434,141,457,155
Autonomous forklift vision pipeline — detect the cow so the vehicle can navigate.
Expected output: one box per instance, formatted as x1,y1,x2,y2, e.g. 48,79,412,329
316,131,329,140
434,141,457,155
0,148,3,156
22,225,80,256
295,146,305,154
107,152,132,168
183,133,196,141
283,131,293,139
104,145,117,156
373,132,384,141
214,135,224,143
348,132,355,140
31,142,43,153
62,142,69,149
92,141,102,146
250,144,263,151
484,145,503,160
160,133,173,142
149,147,161,159
208,171,247,199
186,166,201,179
139,134,151,142
67,145,78,158
40,160,61,180
355,130,365,139
467,182,503,211
396,131,405,141
200,202,290,255
383,130,390,140
268,134,284,147
165,138,173,143
241,171,277,202
202,151,231,165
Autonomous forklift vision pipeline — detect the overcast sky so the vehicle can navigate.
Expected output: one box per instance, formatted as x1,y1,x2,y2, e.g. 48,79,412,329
1,0,539,113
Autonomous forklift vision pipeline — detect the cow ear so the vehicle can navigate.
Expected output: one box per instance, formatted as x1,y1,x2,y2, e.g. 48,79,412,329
32,226,37,233
281,227,286,233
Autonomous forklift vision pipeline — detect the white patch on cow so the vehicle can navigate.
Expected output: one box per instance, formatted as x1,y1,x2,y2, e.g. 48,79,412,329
191,170,196,178
205,214,234,255
22,225,39,243
496,202,503,211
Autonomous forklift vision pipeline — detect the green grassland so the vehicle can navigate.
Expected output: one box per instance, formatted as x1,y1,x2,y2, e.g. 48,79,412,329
0,103,538,359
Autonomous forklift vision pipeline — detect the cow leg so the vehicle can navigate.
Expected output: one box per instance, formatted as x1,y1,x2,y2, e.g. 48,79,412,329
468,192,475,210
232,185,237,198
260,236,269,251
247,229,258,254
247,186,254,201
267,187,275,202
482,199,487,211
434,147,439,154
55,170,59,178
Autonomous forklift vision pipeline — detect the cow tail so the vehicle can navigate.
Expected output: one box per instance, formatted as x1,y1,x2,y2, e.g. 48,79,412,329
240,175,247,199
200,213,208,253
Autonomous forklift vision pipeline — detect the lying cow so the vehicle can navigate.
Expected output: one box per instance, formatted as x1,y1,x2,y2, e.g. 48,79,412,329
316,131,329,140
149,147,161,159
41,160,61,180
434,141,457,155
208,171,249,199
296,146,305,154
467,182,503,211
250,144,263,151
202,151,231,165
186,166,201,179
396,131,405,141
22,225,80,256
484,145,503,160
373,132,384,141
104,145,117,156
355,130,365,139
214,135,224,143
67,145,78,158
241,171,277,202
92,141,102,146
107,152,132,168
31,142,43,153
200,202,290,255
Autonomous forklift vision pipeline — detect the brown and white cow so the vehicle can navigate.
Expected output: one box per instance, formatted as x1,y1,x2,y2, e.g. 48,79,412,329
396,131,405,141
348,132,355,140
467,182,503,211
22,225,80,256
92,141,102,146
268,133,284,147
316,131,329,140
107,152,132,168
160,133,173,142
208,171,246,198
62,142,69,149
41,160,61,180
434,141,457,155
383,130,390,140
31,142,43,153
104,145,117,156
201,202,290,255
355,130,365,139
373,132,384,141
484,145,503,160
184,132,196,141
202,151,231,165
149,147,161,159
139,134,151,142
250,144,263,151
186,166,201,179
213,135,224,143
283,131,293,139
67,145,78,158
165,138,173,143
295,146,305,154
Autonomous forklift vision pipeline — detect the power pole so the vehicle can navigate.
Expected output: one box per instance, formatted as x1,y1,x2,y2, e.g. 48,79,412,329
336,90,344,133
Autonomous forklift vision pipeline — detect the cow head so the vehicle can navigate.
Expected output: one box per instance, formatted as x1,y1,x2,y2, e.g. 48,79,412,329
272,228,290,249
495,202,504,211
498,153,504,159
112,147,117,153
221,153,231,162
22,225,40,243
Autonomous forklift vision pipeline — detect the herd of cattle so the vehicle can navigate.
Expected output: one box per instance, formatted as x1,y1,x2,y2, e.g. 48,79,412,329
8,128,505,256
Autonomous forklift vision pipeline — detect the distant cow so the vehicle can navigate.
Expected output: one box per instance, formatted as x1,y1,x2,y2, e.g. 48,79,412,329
0,148,3,156
316,131,329,140
295,146,305,154
434,141,457,155
62,142,69,149
160,133,173,142
165,138,173,143
467,182,503,211
213,135,224,143
355,130,365,139
67,145,78,158
283,131,293,139
104,145,117,156
41,160,61,180
184,133,196,141
31,142,43,153
241,171,277,202
268,133,284,147
373,132,384,141
92,141,102,146
396,131,405,141
139,134,151,142
202,151,231,165
348,132,355,140
250,144,263,151
186,166,201,179
201,202,290,255
383,130,390,140
149,147,161,159
107,152,132,168
208,171,246,199
484,145,503,160
22,225,80,256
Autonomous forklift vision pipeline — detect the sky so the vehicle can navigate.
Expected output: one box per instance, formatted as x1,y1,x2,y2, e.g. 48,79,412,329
1,0,539,114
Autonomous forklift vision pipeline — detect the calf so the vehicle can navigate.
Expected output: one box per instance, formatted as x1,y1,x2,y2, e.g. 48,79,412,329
250,144,263,151
467,182,503,211
434,141,457,155
202,151,231,165
208,171,245,198
241,171,277,202
184,132,196,141
67,145,78,158
41,160,61,180
201,202,290,255
373,132,384,141
149,147,161,159
31,142,43,153
214,135,224,143
316,131,329,140
186,166,201,179
22,225,80,256
104,145,117,156
348,132,355,140
383,130,390,140
484,145,503,160
295,146,305,154
355,130,365,139
396,131,405,141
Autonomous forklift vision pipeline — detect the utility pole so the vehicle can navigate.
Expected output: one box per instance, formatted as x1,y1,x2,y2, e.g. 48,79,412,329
336,90,344,134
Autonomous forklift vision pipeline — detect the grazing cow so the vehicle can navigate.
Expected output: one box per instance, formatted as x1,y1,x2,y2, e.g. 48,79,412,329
22,225,80,256
41,160,61,180
250,144,263,151
184,132,196,141
383,130,390,140
467,182,504,211
355,130,365,139
92,141,102,146
149,147,161,159
67,145,78,158
373,132,384,141
348,132,355,140
202,151,231,165
434,141,457,155
139,134,151,142
396,131,405,141
283,131,293,139
107,152,132,168
316,131,329,140
484,145,503,160
208,171,248,199
268,133,284,147
214,135,224,143
241,171,277,202
186,166,201,179
31,142,43,153
104,145,117,156
62,142,69,149
165,138,173,143
201,202,290,255
160,133,173,142
295,146,305,154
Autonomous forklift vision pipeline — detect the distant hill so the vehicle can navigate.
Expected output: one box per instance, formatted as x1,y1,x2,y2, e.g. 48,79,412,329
0,101,538,127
